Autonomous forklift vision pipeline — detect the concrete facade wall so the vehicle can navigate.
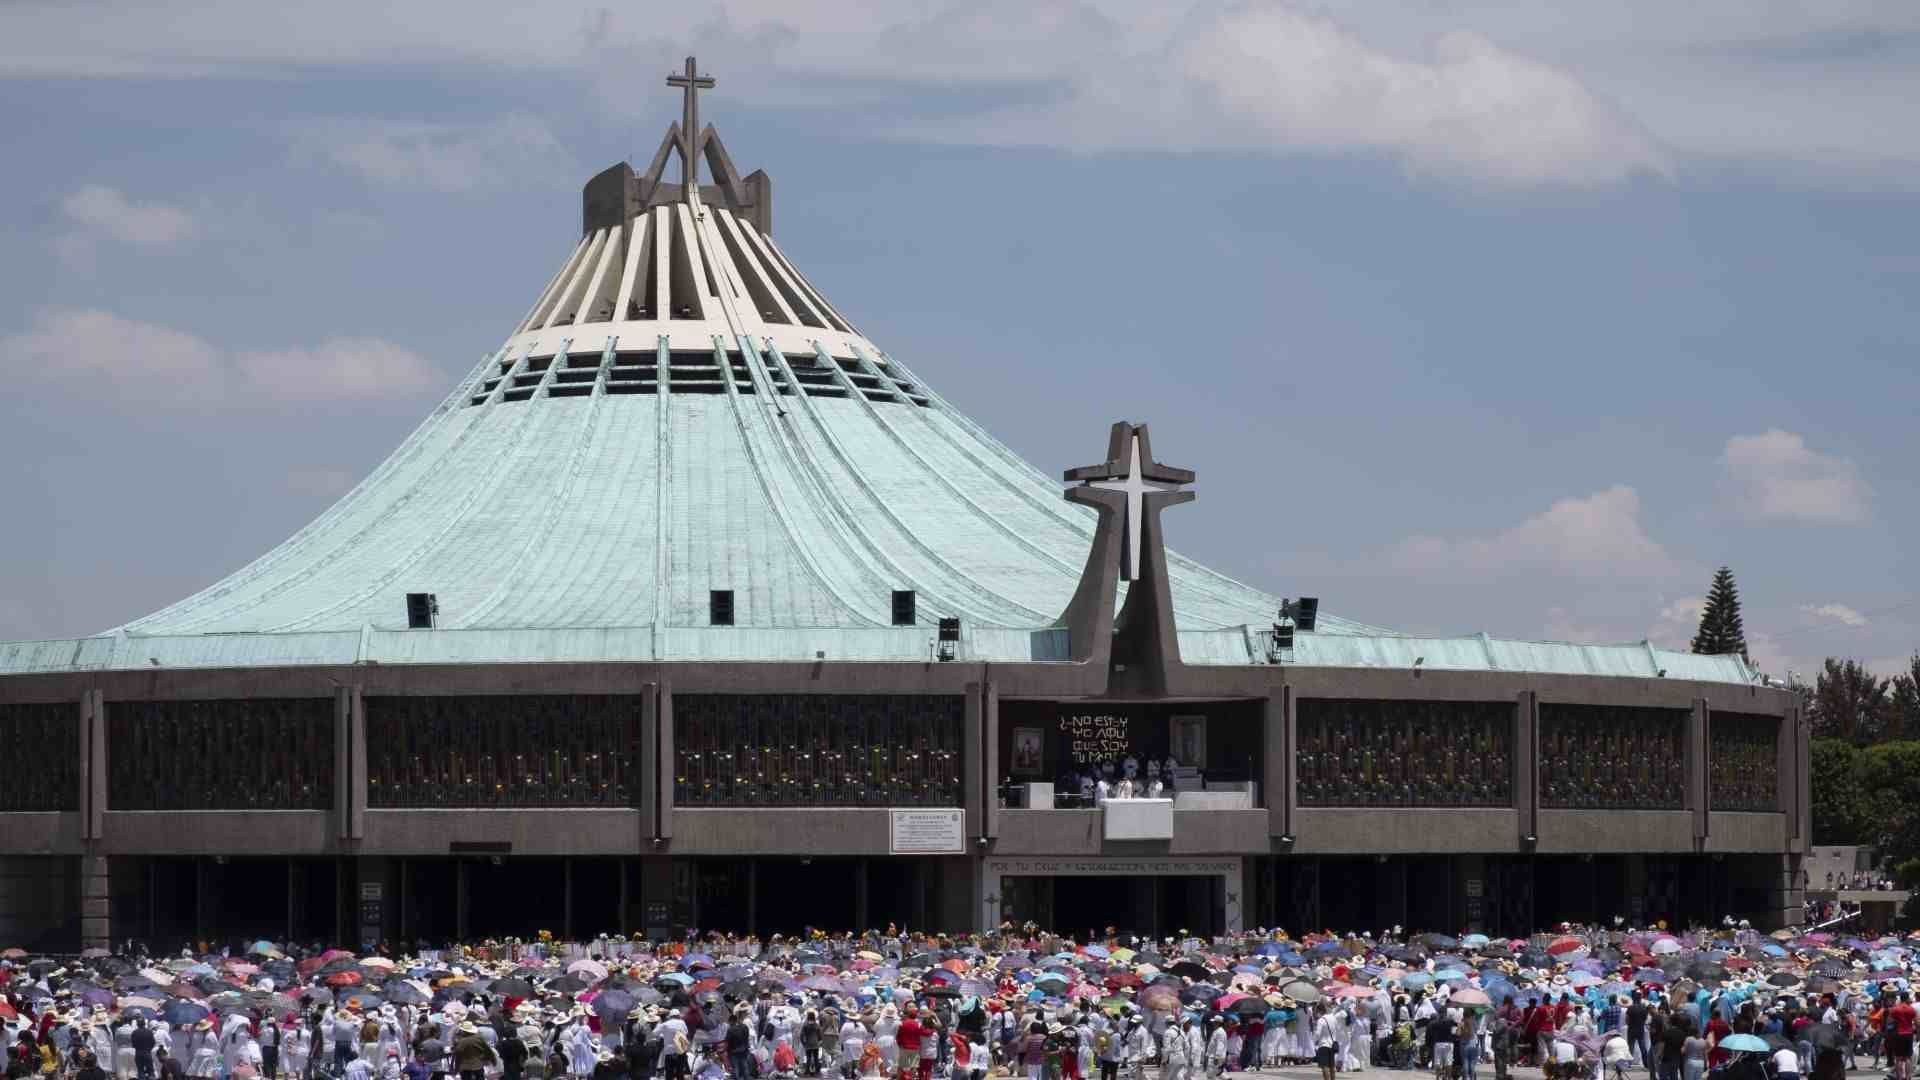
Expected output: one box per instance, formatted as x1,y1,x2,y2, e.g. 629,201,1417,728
0,659,1801,871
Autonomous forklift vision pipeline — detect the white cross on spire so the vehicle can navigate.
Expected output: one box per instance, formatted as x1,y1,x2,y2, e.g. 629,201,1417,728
1089,431,1184,581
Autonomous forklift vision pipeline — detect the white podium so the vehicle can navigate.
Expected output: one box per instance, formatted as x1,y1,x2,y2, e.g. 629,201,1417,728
1103,797,1174,839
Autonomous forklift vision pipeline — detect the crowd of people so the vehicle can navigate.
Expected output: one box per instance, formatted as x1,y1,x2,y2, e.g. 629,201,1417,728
6,921,1920,1080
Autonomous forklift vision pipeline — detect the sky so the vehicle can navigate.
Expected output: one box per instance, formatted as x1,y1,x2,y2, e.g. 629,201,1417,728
1,0,1916,680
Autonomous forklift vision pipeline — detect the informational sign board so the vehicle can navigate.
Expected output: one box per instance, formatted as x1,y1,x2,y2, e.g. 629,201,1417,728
890,808,965,854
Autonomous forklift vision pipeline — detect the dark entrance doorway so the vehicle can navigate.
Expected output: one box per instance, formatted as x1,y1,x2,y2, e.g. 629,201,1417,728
999,875,1221,938
754,859,858,934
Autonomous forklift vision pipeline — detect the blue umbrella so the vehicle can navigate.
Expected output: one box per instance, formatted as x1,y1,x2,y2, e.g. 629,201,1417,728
681,954,716,969
1719,1035,1769,1054
163,1001,209,1026
592,990,637,1021
656,972,692,986
1402,973,1434,990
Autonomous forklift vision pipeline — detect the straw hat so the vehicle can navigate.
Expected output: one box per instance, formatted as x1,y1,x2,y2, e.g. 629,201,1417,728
458,1021,479,1035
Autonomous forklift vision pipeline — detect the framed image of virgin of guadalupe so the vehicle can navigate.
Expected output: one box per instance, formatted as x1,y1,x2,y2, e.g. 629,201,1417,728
1170,714,1207,769
1011,726,1045,777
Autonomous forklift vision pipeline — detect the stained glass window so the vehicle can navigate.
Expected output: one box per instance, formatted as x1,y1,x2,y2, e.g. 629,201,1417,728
110,699,334,810
0,703,78,811
1710,712,1779,812
674,694,963,807
366,695,637,808
1538,703,1686,810
1295,699,1513,807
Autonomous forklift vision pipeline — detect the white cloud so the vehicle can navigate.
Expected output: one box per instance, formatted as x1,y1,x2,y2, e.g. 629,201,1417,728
1390,485,1680,579
1099,6,1665,185
1721,429,1870,524
1,308,441,408
236,338,440,400
1648,595,1705,650
305,113,567,192
1800,602,1869,627
61,184,195,249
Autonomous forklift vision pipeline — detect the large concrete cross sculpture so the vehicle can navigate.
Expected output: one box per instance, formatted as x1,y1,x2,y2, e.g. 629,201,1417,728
666,56,715,196
1065,423,1194,581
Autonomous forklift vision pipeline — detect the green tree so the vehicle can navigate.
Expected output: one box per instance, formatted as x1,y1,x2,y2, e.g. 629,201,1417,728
1811,738,1871,845
1857,741,1920,863
1810,657,1888,743
1888,654,1920,741
1691,567,1749,662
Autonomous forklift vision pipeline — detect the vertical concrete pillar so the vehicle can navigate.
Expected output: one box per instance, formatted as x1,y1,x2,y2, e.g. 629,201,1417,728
1690,700,1709,848
1266,687,1289,837
348,687,367,843
79,690,109,951
1515,691,1537,845
79,854,110,952
638,854,673,939
657,681,674,841
964,683,984,842
982,681,1000,839
639,684,659,839
80,690,106,842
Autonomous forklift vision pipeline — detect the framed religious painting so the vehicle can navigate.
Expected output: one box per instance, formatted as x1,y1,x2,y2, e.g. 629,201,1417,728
1170,714,1207,769
1010,726,1046,777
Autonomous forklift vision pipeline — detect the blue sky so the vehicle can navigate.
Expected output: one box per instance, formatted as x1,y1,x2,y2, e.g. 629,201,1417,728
2,0,1915,679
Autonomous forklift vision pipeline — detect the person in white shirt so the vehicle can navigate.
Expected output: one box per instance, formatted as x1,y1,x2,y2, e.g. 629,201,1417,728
1313,1007,1340,1080
1772,1046,1802,1080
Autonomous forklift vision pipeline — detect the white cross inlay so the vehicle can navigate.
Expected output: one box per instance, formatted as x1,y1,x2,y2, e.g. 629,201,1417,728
1089,433,1183,581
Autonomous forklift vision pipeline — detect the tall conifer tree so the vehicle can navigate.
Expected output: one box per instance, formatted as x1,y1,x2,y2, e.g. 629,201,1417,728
1691,566,1749,662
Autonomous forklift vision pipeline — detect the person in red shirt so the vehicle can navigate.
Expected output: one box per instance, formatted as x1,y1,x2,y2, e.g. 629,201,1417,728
896,1004,931,1080
1888,993,1917,1080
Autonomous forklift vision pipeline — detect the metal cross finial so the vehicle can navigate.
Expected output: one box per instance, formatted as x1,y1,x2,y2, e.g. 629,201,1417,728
666,55,715,196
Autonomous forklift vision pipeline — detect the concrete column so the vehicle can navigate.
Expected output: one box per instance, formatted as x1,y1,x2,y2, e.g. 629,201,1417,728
639,684,659,839
348,686,367,842
1515,691,1537,844
333,687,355,842
1789,707,1804,849
964,683,984,842
1690,700,1709,848
1266,688,1288,837
79,691,109,951
982,681,1000,839
638,854,673,938
657,682,674,841
81,690,106,842
80,854,110,952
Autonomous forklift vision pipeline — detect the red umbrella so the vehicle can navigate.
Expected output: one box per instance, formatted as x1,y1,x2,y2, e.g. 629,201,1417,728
1547,939,1585,955
324,971,362,988
1105,973,1142,990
